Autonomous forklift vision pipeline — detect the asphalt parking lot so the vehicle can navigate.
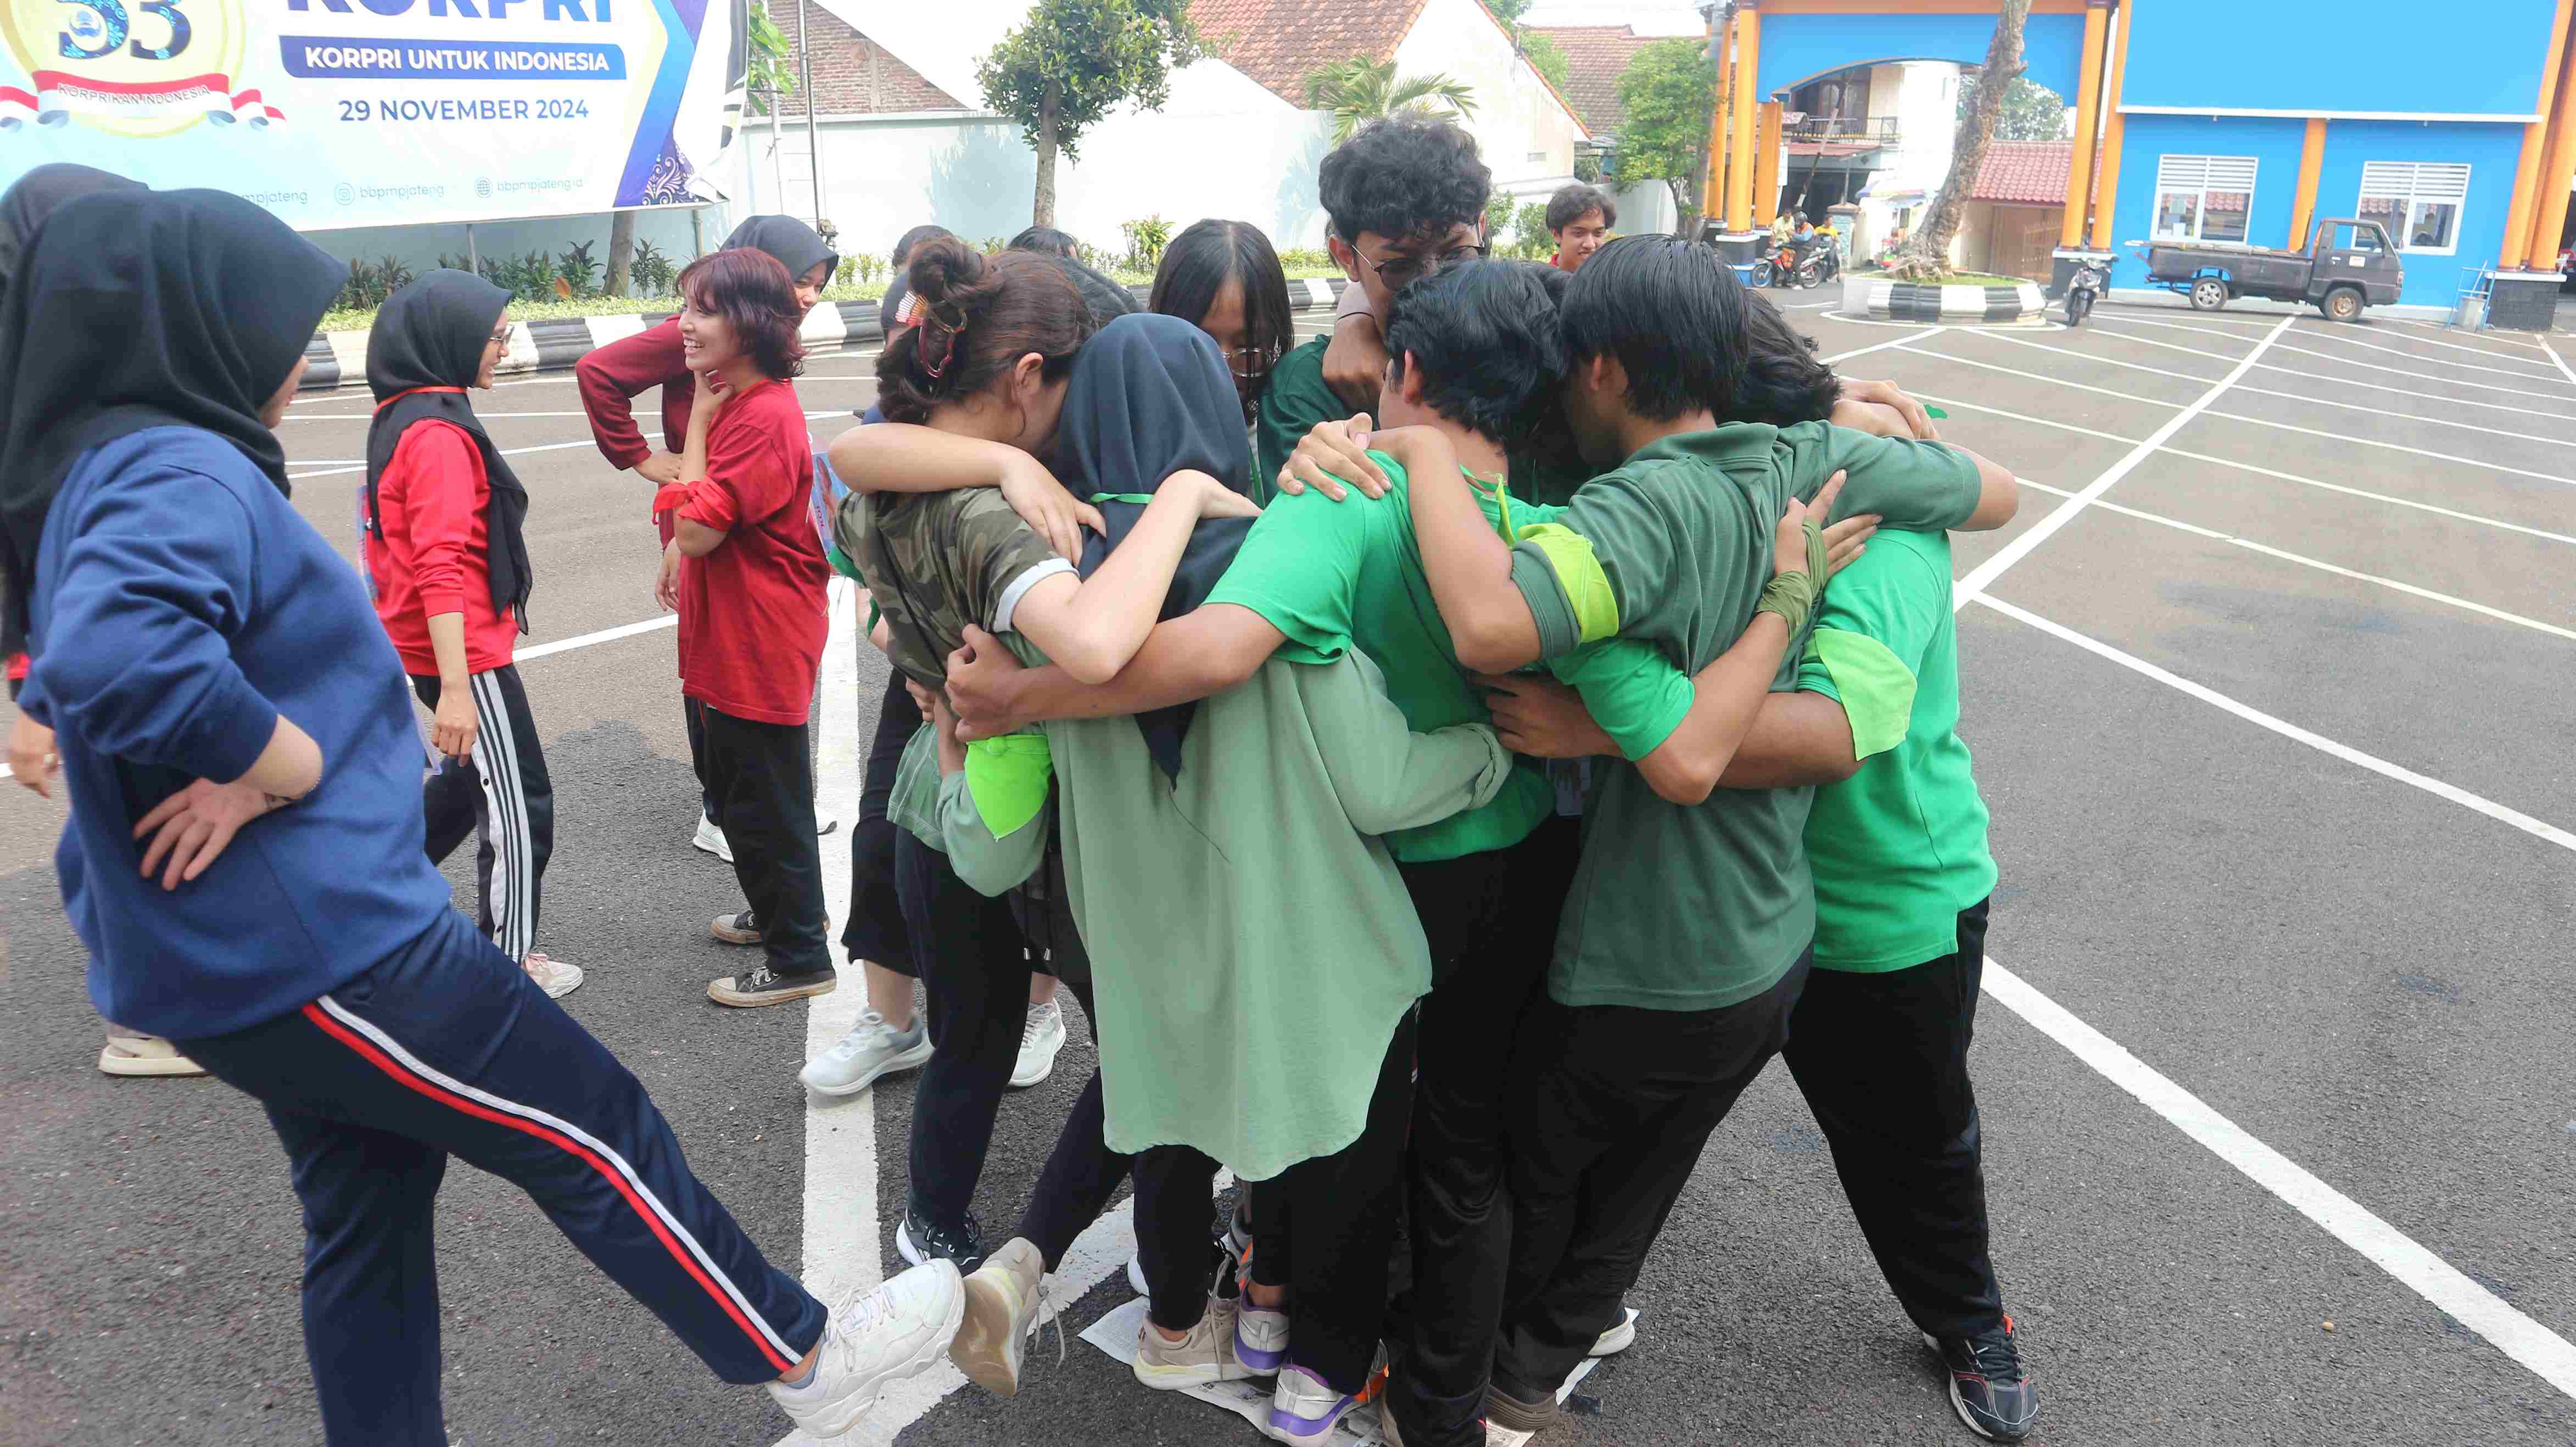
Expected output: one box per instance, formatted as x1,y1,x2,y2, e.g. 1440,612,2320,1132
4,294,2573,1447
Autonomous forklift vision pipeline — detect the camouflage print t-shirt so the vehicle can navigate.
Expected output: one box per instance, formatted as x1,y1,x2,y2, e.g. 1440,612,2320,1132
838,487,1071,689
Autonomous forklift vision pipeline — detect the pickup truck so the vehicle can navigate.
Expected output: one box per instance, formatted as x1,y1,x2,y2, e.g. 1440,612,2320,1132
2129,217,2404,321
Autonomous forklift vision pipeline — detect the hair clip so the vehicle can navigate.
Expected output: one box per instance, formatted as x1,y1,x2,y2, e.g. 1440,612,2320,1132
919,301,968,381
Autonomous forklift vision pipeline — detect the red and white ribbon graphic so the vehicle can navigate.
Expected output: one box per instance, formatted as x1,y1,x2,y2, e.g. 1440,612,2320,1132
0,70,283,130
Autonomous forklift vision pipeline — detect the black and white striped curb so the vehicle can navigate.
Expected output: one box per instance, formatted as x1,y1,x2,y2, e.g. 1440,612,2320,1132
299,276,1353,392
1839,276,2047,325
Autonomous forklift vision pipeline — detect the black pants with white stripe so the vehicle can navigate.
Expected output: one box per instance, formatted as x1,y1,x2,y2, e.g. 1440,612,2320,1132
413,665,554,964
174,909,826,1446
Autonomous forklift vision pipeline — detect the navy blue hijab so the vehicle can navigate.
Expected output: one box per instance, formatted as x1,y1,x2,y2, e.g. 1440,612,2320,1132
1058,312,1255,779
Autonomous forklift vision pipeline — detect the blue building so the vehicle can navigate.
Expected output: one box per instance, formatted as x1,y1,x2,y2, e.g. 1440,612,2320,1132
1702,0,2576,327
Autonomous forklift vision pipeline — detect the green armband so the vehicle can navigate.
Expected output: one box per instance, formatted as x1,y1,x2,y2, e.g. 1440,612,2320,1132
1755,569,1816,638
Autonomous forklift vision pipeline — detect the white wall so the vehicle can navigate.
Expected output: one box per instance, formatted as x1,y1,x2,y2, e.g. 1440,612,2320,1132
1610,179,1680,236
781,58,1337,265
1394,0,1586,203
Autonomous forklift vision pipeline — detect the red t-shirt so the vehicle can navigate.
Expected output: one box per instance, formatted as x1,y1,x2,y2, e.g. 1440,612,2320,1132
574,316,694,544
673,378,829,725
366,416,518,677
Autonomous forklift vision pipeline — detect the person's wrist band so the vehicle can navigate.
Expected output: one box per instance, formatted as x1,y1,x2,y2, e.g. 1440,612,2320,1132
1754,570,1816,637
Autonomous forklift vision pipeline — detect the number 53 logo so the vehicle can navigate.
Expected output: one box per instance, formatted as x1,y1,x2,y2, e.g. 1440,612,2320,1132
0,0,266,138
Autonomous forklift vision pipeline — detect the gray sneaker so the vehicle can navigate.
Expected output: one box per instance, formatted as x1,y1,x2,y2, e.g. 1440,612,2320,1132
1133,1297,1258,1391
801,1011,933,1097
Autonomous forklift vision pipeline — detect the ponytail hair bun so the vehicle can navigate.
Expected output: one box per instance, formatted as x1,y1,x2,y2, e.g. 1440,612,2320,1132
876,237,1093,423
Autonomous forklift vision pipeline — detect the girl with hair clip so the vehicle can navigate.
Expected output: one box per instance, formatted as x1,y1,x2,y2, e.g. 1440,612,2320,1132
1148,219,1296,426
648,248,837,1008
576,214,836,861
824,238,1256,1281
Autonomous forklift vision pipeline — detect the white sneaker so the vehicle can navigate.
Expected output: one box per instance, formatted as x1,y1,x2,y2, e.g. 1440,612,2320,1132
1262,1362,1364,1442
952,1237,1054,1397
1589,1305,1639,1357
522,953,584,999
764,1260,964,1438
692,814,734,863
96,1032,207,1078
1127,1254,1148,1297
1133,1296,1258,1391
801,1012,932,1097
1234,1298,1290,1373
1008,999,1066,1088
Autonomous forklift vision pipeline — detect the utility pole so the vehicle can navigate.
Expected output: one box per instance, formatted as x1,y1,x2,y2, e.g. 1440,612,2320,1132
797,0,824,231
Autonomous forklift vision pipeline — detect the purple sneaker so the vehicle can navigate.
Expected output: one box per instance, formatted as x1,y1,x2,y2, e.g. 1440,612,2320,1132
1261,1364,1358,1442
1235,1300,1289,1372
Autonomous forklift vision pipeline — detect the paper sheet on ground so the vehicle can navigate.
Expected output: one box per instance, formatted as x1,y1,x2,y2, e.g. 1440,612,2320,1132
1076,1296,1603,1446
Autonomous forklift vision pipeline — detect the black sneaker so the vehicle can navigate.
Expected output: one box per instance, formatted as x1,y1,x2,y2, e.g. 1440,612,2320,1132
706,962,837,1008
896,1204,987,1274
1929,1316,2036,1442
710,910,763,946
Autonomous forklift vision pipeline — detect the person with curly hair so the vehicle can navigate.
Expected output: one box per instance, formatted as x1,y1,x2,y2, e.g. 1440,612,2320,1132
645,248,837,1007
1256,116,1491,500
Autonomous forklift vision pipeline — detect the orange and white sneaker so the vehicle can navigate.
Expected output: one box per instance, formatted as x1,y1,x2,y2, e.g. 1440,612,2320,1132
522,952,584,999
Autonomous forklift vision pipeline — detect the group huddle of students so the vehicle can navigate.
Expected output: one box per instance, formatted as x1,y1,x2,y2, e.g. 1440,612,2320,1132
2,112,2036,1447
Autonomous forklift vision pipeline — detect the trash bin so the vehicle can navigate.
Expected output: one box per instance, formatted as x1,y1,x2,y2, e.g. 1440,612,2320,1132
2454,295,2488,331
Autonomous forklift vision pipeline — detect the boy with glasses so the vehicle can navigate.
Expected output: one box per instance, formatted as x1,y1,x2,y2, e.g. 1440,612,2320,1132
1255,116,1490,500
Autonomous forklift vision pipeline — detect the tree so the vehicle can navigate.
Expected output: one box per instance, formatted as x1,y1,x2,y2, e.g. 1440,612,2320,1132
1305,57,1478,142
1893,0,2033,281
745,0,795,117
1955,74,2068,141
1481,0,1569,93
977,0,1203,228
1613,38,1714,235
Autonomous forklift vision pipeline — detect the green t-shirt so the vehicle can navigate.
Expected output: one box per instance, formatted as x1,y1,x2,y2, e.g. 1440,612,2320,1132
1795,528,1996,971
1206,450,1693,863
1252,337,1345,506
1507,419,1983,1012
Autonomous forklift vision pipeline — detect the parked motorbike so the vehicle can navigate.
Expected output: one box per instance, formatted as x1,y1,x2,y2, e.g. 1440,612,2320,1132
1750,239,1839,290
2063,259,2107,326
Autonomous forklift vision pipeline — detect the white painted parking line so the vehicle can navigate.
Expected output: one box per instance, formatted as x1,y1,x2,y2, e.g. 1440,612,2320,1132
2543,338,2576,389
2014,479,2576,640
2196,409,2576,491
2088,312,2267,349
2285,322,2573,382
1952,316,2293,606
1823,326,1944,365
287,439,600,480
1898,342,2188,410
1909,392,2146,445
1977,593,2576,854
1971,328,2228,383
801,580,881,1312
2226,382,2576,449
2100,321,2576,409
2382,315,2546,350
1976,949,2576,1405
515,613,678,662
2159,445,2576,547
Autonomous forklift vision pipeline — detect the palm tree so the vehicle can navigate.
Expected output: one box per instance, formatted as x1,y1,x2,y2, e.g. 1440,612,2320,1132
1305,57,1478,142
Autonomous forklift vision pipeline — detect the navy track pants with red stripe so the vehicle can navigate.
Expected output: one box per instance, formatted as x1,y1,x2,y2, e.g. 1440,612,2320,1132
175,909,825,1446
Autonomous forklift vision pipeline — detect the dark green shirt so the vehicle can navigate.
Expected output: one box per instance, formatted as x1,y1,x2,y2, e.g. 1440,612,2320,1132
1252,337,1344,507
1508,420,1983,1012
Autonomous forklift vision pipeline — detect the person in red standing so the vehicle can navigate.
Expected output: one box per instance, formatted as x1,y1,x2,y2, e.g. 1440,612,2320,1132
649,248,837,1005
364,269,580,999
577,215,836,862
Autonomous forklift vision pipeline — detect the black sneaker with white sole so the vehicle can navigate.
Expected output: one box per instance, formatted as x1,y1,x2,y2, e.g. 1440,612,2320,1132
710,909,763,946
706,962,836,1007
1929,1316,2035,1442
895,1203,987,1275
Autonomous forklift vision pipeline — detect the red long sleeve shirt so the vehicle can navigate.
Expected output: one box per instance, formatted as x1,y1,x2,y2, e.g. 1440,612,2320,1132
367,419,517,677
668,378,828,725
575,317,694,543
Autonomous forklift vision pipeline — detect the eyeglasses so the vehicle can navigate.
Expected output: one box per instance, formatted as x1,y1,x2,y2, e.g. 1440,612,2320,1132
1353,240,1488,292
1227,345,1282,382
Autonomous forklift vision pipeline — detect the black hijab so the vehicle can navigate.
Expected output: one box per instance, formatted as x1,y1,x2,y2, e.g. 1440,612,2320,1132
0,164,141,299
1059,312,1256,780
0,188,339,657
364,269,533,630
724,214,837,289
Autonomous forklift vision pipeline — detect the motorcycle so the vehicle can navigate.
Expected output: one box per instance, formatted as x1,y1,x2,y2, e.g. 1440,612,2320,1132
2063,259,2107,326
1750,238,1839,290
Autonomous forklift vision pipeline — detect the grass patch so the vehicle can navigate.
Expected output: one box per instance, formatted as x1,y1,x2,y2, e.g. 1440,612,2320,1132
316,264,1343,336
